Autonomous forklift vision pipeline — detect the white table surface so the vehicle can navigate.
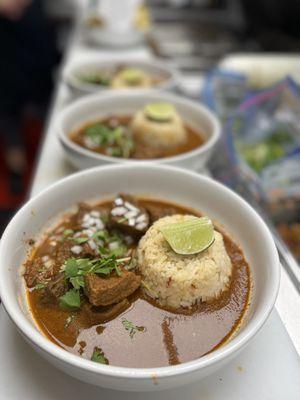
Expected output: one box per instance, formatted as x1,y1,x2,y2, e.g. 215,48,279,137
2,20,299,400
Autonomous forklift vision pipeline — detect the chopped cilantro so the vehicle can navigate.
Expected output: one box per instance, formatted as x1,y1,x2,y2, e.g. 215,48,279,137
84,122,134,158
73,237,89,244
59,289,81,311
91,347,108,364
121,318,145,339
32,283,46,291
63,229,74,237
70,275,85,290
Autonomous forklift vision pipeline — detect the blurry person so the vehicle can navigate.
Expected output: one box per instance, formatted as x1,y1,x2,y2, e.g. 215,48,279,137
0,0,58,193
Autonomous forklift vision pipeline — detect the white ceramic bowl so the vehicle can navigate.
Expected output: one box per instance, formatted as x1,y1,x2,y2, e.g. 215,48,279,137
57,90,221,170
63,57,179,96
0,164,280,391
86,26,148,48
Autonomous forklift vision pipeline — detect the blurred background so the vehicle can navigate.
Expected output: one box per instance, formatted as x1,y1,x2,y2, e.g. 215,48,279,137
0,0,299,265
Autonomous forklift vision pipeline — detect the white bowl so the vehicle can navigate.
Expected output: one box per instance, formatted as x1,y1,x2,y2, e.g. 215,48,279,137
86,26,148,48
57,90,221,170
0,164,280,391
63,57,179,96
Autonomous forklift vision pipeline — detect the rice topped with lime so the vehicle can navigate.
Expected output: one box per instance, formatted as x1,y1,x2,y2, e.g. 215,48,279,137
137,215,232,309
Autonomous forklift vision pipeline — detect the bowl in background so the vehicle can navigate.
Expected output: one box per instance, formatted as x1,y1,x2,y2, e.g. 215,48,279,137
57,90,221,171
63,57,179,97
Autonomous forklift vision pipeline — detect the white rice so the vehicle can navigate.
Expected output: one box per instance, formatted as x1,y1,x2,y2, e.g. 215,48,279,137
130,109,187,149
137,215,232,309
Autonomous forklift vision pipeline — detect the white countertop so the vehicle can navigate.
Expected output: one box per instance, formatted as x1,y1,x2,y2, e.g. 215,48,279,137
3,20,299,400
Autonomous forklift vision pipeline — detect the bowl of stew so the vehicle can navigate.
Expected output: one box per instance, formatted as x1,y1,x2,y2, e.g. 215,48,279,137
63,58,179,96
57,90,220,171
0,164,280,391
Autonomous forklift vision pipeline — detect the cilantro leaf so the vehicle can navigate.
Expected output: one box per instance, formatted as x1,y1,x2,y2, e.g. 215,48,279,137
64,258,79,278
70,275,85,290
91,348,108,364
121,318,145,339
59,289,81,310
73,237,89,244
32,283,46,291
63,229,74,237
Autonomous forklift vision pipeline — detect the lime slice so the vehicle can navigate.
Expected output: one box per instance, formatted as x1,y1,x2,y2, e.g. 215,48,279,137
159,216,215,255
144,102,175,122
121,68,144,85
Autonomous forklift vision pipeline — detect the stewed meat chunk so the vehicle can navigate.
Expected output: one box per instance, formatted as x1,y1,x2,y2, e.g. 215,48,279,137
45,273,68,300
84,269,141,306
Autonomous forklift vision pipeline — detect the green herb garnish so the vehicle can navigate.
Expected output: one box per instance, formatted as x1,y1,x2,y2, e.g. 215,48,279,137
63,229,74,237
58,255,130,310
73,236,89,244
59,288,81,311
121,318,145,339
91,347,108,364
84,123,134,158
125,257,138,271
58,228,130,311
32,283,46,291
79,73,110,86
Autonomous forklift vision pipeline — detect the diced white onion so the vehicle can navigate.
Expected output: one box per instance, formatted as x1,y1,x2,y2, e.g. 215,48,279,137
136,214,146,223
136,222,147,230
111,206,127,216
124,201,139,212
108,241,119,250
90,210,100,218
114,198,123,206
124,210,138,219
128,218,135,226
71,245,83,255
88,240,97,250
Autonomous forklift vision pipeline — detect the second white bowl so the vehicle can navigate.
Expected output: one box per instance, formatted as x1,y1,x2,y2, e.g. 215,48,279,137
63,57,179,96
57,90,221,171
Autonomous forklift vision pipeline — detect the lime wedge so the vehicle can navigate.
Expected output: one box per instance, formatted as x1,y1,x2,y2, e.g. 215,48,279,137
159,216,215,255
144,102,175,122
121,68,144,85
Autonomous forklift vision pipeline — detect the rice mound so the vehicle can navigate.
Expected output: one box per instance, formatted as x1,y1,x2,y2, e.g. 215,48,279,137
137,215,232,308
130,109,187,148
111,71,152,89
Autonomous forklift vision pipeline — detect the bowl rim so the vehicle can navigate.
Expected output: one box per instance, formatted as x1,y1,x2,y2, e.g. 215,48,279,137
63,57,180,93
0,164,280,380
57,90,221,165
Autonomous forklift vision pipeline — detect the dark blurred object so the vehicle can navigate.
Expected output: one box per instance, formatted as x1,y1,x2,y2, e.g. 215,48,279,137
147,0,257,83
0,0,32,21
0,0,60,234
0,0,58,120
240,0,300,51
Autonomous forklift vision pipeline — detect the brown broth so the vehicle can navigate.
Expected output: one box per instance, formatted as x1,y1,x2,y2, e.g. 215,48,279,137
26,198,251,368
70,116,204,160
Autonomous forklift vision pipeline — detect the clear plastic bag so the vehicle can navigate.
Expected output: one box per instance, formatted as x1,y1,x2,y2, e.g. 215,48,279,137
203,74,300,261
